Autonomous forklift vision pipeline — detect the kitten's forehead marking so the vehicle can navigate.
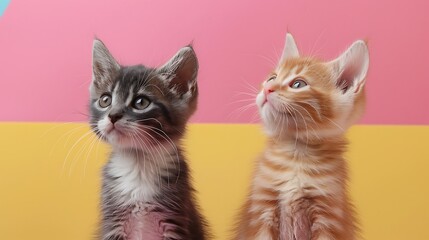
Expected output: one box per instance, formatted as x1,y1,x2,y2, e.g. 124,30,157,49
126,86,135,106
280,64,307,86
112,84,124,107
281,75,296,86
112,82,132,107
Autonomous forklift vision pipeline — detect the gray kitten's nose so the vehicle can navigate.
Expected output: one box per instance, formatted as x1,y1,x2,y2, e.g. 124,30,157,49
108,113,123,124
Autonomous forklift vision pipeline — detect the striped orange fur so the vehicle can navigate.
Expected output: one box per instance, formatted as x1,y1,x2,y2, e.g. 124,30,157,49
233,33,369,240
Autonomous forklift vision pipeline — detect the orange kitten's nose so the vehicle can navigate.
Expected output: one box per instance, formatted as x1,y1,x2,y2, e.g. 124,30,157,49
264,80,277,95
264,85,275,95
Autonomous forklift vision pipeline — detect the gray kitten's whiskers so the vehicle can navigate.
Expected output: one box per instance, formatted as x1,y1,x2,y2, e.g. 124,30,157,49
90,39,209,240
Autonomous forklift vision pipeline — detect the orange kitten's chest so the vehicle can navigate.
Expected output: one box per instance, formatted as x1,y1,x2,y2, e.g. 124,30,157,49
254,148,345,203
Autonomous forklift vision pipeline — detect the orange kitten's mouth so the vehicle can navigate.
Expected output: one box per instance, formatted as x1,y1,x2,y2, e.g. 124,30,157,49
262,97,294,118
262,98,268,106
263,93,278,108
260,92,269,107
258,92,292,118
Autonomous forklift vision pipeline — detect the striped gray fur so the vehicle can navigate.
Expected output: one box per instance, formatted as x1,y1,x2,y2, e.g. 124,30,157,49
89,39,208,240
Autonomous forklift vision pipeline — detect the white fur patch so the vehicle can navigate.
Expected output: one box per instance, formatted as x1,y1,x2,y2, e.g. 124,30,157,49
106,146,177,205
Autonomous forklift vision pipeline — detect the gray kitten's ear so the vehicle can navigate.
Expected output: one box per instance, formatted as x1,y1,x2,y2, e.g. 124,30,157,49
158,46,198,95
92,39,120,88
280,33,300,63
328,40,369,94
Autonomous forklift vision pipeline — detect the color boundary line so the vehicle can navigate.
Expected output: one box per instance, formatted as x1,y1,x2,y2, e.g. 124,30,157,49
0,0,10,16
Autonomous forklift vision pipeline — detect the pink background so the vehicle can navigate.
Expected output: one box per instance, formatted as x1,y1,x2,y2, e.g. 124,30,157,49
0,0,428,124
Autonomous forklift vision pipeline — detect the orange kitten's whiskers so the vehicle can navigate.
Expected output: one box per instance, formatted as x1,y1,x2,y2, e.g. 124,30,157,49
228,101,257,121
234,32,369,240
241,52,279,68
228,78,260,122
306,30,326,59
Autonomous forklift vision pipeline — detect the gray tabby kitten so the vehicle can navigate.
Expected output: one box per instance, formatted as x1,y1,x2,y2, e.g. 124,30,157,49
89,39,208,240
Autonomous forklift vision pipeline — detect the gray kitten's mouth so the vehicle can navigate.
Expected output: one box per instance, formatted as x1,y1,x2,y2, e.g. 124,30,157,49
105,123,127,136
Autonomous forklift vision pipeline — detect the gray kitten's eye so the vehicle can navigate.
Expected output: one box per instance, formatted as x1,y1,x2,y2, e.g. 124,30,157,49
290,79,308,89
133,96,150,110
99,94,112,108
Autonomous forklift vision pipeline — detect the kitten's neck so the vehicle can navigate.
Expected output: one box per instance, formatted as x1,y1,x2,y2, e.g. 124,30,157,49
267,133,348,160
106,141,184,205
112,140,180,162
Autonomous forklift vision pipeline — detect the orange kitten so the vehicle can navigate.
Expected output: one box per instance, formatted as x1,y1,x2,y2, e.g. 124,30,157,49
234,33,369,240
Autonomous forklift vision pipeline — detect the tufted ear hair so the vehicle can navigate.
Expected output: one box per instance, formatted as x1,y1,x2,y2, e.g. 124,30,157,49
91,39,120,93
279,33,300,63
157,46,198,95
328,40,369,94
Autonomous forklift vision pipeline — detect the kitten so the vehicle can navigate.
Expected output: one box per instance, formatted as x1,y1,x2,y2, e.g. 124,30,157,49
234,33,369,240
89,39,208,240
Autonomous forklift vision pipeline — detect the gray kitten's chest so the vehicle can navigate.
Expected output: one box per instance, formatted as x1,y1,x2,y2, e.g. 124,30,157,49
103,151,172,205
101,150,192,240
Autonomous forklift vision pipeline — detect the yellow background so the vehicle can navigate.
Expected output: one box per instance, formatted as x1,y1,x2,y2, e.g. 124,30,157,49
0,123,428,239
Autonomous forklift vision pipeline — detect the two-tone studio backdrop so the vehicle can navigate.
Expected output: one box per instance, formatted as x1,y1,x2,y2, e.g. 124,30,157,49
1,0,428,239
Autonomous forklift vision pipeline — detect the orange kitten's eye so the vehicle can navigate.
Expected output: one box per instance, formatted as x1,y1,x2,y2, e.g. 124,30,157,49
290,79,308,89
267,75,276,82
99,94,112,108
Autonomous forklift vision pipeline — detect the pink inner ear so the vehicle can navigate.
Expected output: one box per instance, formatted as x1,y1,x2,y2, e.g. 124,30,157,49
335,63,361,93
170,58,198,94
161,48,198,95
333,41,369,94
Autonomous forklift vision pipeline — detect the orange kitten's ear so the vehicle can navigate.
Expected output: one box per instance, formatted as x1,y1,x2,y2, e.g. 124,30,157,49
328,40,369,94
279,33,300,63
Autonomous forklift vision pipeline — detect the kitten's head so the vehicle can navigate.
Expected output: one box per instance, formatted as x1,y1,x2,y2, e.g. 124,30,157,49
256,33,369,139
89,39,198,150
